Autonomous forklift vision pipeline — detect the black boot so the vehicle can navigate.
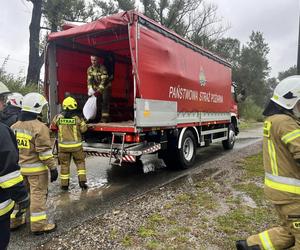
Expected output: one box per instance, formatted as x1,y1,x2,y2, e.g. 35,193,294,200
61,186,69,191
79,181,88,190
236,240,260,250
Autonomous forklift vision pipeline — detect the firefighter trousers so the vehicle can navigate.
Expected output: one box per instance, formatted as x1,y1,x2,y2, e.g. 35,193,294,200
59,148,86,187
247,202,300,249
0,217,10,250
94,84,111,122
10,173,49,232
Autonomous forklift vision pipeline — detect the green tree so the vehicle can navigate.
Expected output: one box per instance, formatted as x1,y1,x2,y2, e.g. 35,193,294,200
235,31,270,107
26,0,94,86
211,38,240,66
1,58,38,95
43,0,94,32
26,0,43,86
92,0,135,17
139,0,228,49
278,65,297,81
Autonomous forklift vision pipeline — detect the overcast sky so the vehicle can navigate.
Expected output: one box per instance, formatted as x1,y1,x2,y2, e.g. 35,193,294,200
1,0,299,78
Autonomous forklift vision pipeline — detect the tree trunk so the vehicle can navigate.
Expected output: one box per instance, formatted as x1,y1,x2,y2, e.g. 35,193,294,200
26,0,43,86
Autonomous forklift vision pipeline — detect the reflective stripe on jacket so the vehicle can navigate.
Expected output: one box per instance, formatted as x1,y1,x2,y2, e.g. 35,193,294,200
51,114,87,151
0,170,23,189
11,120,56,176
263,114,300,203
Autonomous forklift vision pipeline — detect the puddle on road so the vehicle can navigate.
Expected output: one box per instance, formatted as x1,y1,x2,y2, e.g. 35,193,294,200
47,155,163,223
46,133,260,226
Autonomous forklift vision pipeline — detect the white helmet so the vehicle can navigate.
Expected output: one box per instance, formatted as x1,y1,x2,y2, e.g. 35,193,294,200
0,81,10,96
7,92,23,108
271,75,300,109
22,92,48,114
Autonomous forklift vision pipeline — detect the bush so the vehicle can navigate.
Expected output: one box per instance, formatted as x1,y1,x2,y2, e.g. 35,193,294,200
0,71,39,95
239,97,264,122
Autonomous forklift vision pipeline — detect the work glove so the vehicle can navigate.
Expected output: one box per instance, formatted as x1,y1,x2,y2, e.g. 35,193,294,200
16,195,30,218
50,168,58,182
94,90,101,97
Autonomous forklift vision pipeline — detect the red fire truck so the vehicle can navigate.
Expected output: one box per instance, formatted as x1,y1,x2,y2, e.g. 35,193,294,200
45,11,239,169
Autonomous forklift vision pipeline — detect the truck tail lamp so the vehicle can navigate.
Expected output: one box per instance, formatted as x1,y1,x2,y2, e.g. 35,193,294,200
125,134,141,143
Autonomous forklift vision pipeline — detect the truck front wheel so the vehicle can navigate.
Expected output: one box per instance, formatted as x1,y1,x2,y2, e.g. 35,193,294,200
222,123,236,150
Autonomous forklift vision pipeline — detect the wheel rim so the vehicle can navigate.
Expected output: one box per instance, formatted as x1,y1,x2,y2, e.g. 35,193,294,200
229,128,235,145
183,137,194,161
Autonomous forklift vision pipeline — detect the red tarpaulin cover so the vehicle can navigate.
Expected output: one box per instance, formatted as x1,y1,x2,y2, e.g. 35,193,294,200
47,10,232,115
48,11,132,41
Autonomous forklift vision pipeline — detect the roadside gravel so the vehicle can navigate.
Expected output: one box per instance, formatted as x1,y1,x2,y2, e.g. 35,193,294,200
38,141,264,250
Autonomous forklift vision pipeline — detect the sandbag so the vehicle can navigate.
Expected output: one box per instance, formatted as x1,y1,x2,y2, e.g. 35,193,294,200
83,95,97,121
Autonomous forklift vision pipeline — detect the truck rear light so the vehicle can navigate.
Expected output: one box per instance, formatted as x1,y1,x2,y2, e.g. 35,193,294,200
135,135,141,143
125,134,141,143
125,134,134,142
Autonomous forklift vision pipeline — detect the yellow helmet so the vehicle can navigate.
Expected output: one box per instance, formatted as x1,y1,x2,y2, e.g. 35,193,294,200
62,96,77,110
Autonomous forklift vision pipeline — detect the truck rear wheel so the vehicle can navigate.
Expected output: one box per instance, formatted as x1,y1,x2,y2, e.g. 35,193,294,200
222,123,236,150
177,130,196,169
162,129,196,169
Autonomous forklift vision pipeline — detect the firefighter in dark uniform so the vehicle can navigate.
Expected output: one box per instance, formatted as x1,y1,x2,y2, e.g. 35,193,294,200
87,55,111,123
50,96,88,190
236,75,300,250
0,92,23,127
0,82,29,249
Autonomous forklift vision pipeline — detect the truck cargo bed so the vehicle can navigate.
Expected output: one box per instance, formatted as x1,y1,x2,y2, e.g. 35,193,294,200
89,120,135,132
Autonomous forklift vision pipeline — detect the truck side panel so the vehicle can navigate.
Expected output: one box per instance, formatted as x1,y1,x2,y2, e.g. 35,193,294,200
135,19,232,114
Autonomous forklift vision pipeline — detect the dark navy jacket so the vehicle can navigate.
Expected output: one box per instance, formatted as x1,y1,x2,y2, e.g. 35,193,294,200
0,105,21,127
0,123,28,221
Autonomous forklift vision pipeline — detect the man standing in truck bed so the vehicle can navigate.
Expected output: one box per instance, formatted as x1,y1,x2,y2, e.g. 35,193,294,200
87,55,113,123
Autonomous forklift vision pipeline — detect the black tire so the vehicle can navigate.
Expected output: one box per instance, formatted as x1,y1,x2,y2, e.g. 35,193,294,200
162,129,196,170
222,123,236,150
177,130,196,169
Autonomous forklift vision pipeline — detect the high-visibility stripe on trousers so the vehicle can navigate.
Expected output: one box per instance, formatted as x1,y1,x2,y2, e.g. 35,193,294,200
26,173,49,232
59,149,86,187
258,231,275,250
0,199,15,217
30,211,47,222
247,202,300,249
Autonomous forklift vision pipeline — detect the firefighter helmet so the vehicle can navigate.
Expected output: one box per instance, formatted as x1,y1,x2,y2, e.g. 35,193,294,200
0,81,10,96
271,75,300,109
22,93,48,114
62,96,77,110
7,92,23,108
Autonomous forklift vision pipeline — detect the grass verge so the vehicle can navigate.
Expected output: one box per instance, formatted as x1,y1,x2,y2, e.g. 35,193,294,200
120,152,279,249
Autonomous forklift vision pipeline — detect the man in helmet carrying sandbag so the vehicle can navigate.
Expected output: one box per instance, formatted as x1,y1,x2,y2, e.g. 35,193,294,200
51,96,88,190
0,92,23,127
86,55,114,123
10,92,58,235
236,75,300,250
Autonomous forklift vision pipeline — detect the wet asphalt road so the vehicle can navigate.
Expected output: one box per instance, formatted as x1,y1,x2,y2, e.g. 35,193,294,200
8,125,262,250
